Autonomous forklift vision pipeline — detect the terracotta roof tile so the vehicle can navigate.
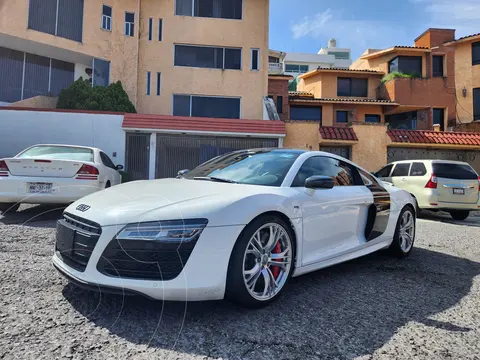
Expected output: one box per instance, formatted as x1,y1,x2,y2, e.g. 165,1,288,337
392,46,429,50
314,67,384,73
457,32,480,41
122,114,286,135
289,97,396,104
320,126,358,141
387,130,480,146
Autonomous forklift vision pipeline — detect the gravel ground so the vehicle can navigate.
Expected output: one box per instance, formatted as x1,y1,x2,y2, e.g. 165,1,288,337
1,205,479,360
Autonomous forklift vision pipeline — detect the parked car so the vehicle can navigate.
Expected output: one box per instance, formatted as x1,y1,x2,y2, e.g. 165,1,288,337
53,148,416,308
0,144,123,213
374,160,480,220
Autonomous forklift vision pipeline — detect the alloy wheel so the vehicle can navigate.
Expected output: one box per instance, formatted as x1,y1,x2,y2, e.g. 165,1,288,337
399,210,415,253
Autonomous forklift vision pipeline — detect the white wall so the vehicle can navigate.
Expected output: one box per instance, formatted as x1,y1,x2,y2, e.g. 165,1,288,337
0,110,126,166
74,63,91,81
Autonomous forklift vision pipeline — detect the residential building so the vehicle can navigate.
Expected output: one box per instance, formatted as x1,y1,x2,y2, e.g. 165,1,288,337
0,0,270,120
444,32,480,123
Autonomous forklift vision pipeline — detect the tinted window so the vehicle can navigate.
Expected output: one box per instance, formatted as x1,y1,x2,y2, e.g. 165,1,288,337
389,56,422,76
0,47,24,102
251,49,259,70
472,41,480,65
433,108,444,131
158,19,163,41
359,169,380,187
336,111,348,123
290,106,322,122
376,164,393,178
337,77,368,97
173,95,191,116
433,163,478,180
225,48,242,70
432,55,444,77
183,150,302,186
103,5,112,17
100,152,116,169
23,53,50,100
292,156,355,187
18,146,94,162
28,0,56,35
57,0,84,42
365,114,380,123
173,95,241,119
388,57,398,73
276,96,283,114
474,88,480,121
93,58,110,87
337,78,350,96
50,59,75,97
176,0,242,19
174,45,240,70
410,162,427,176
285,64,309,73
392,163,411,177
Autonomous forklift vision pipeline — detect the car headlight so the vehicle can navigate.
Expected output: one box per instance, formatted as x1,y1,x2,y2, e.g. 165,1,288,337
116,219,208,242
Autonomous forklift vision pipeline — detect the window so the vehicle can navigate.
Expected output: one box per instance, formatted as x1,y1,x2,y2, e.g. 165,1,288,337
336,110,349,123
100,152,116,169
158,19,163,41
102,5,112,31
359,169,379,187
148,18,153,41
292,156,355,187
28,0,84,42
337,77,368,97
276,96,283,114
146,72,151,95
173,95,241,119
472,41,480,65
375,164,393,178
365,114,380,123
269,56,279,63
392,163,411,177
175,0,243,20
285,64,309,74
92,58,110,87
432,163,477,180
18,146,94,162
125,12,135,37
156,72,161,96
410,162,427,176
251,48,259,71
388,56,422,77
474,88,480,121
290,106,322,122
328,51,350,60
174,45,241,70
432,55,444,77
433,108,444,131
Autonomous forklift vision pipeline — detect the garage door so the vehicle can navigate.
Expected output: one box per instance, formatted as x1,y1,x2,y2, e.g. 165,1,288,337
155,134,279,178
387,147,480,173
320,146,351,160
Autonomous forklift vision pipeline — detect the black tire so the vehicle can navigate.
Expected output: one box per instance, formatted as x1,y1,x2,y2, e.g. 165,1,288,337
449,210,470,221
0,203,20,214
105,181,111,189
388,206,416,258
226,215,296,308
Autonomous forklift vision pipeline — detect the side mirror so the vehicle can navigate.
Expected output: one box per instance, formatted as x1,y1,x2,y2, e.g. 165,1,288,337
115,164,124,171
176,169,190,178
305,176,335,189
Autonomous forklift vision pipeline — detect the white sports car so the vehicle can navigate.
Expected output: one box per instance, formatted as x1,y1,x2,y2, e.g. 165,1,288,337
0,144,123,214
53,149,416,307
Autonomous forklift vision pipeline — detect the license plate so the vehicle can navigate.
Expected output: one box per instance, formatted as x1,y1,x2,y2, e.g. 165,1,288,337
453,188,465,195
56,221,75,255
28,182,52,194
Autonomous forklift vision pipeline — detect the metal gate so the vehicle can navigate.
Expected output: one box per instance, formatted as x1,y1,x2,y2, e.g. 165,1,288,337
387,147,480,173
155,134,279,178
125,133,150,180
320,146,351,160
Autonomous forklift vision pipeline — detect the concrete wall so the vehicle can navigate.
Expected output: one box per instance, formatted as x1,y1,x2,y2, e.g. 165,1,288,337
0,110,126,166
283,122,319,150
10,96,58,109
455,40,480,123
350,123,388,171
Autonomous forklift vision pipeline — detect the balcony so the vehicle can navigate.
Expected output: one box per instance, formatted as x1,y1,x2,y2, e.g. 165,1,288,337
268,62,284,75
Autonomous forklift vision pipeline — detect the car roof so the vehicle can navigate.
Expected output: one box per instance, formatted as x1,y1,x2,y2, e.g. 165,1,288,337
388,159,471,166
25,144,99,151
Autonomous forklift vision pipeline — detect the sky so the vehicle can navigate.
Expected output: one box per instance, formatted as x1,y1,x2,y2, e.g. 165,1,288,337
269,0,480,60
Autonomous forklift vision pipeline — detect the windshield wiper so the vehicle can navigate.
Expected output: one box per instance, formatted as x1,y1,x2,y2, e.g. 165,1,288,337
193,176,238,184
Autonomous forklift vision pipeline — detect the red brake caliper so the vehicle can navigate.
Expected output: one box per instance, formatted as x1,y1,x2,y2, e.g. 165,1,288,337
271,242,282,279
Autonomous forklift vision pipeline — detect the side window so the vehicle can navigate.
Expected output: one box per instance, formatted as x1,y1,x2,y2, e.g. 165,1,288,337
358,169,379,187
100,152,116,169
292,156,355,187
410,162,427,176
376,164,393,178
391,163,411,177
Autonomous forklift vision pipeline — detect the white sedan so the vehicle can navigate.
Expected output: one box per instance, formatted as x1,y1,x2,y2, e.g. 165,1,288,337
53,149,416,308
0,144,123,213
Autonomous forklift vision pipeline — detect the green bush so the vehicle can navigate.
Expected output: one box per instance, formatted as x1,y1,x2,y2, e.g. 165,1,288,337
56,78,136,113
381,72,420,83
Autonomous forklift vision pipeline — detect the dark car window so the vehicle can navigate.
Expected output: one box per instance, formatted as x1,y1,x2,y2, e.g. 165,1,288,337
410,162,427,176
433,163,478,180
375,164,393,178
100,152,116,169
392,163,411,177
183,149,303,187
359,169,380,187
292,156,355,187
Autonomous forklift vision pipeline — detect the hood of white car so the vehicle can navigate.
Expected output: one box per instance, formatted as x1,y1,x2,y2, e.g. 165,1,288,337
65,178,274,226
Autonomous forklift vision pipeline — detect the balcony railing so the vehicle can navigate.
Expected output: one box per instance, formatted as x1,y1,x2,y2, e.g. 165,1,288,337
268,62,283,74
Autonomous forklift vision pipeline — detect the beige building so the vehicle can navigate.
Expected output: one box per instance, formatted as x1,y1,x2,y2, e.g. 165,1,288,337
0,0,269,120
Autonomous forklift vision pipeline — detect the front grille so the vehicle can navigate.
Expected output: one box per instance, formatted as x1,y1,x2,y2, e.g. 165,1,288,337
55,213,102,272
97,239,198,281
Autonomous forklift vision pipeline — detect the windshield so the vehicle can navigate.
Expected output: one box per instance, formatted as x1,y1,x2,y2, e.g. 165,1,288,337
183,149,303,186
17,146,94,162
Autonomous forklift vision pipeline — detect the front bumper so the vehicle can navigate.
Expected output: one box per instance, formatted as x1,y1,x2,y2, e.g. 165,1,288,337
53,223,245,301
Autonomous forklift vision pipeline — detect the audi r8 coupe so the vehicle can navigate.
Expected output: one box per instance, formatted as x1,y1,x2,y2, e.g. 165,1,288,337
53,149,416,307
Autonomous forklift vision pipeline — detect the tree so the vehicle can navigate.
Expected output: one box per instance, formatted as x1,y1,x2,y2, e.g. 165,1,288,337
56,78,136,113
